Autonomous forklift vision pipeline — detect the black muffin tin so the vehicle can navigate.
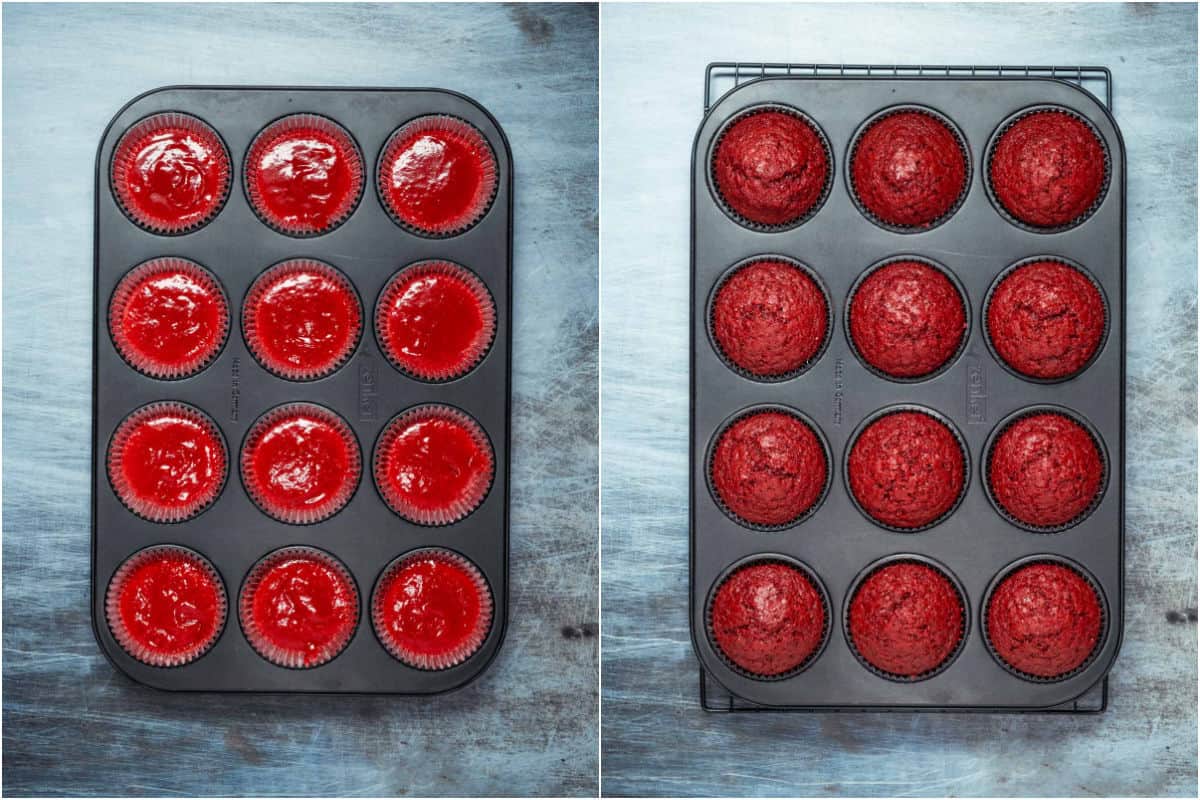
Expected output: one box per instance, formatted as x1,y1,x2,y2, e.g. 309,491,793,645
690,66,1124,711
92,86,511,693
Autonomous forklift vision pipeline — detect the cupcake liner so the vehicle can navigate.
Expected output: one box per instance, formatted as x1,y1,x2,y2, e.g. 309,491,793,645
703,554,831,682
843,255,971,384
242,259,363,381
371,548,494,670
707,103,834,232
376,114,499,237
243,113,365,237
705,255,833,383
981,555,1109,683
704,404,833,532
982,405,1110,533
984,104,1112,233
110,111,231,235
373,404,495,526
106,544,227,667
375,260,498,382
982,256,1111,385
843,555,969,683
842,404,970,534
846,104,972,233
108,257,230,380
240,403,362,525
239,546,359,669
107,401,228,523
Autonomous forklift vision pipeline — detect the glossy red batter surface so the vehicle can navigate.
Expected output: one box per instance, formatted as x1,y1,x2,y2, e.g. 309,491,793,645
710,562,825,676
376,552,489,667
246,553,357,667
713,110,828,226
377,410,493,522
710,411,827,527
247,121,361,233
111,261,227,377
987,563,1102,678
381,120,495,234
111,550,223,664
990,110,1106,227
380,265,493,379
711,260,827,377
849,562,963,677
849,261,966,378
851,111,966,227
243,407,358,522
987,260,1106,379
246,263,361,378
989,413,1103,528
848,411,965,529
111,406,225,520
113,116,228,231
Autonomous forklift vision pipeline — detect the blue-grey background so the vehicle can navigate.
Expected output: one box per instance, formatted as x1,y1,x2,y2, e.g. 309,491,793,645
2,3,597,796
600,2,1197,796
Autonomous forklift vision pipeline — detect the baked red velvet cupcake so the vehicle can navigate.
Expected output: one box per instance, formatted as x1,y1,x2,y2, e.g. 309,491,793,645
107,402,227,522
378,115,498,236
372,548,493,670
987,561,1103,679
988,412,1104,529
710,259,829,378
243,259,362,380
848,560,964,679
850,109,967,228
240,547,358,668
986,260,1106,380
712,108,830,227
244,114,364,236
848,260,967,379
106,545,226,667
110,112,231,234
109,257,229,379
374,405,494,525
989,109,1107,228
847,410,966,530
708,560,826,677
376,261,496,381
709,410,828,528
241,404,361,524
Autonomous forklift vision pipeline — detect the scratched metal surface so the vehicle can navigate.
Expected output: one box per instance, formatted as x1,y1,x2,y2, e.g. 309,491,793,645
600,3,1196,796
2,3,598,796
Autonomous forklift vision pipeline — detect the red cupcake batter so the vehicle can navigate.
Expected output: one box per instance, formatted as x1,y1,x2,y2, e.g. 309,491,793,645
376,552,489,665
381,120,495,234
848,411,965,529
987,563,1102,678
849,261,966,378
113,116,228,231
990,110,1106,227
711,260,828,377
248,120,361,233
111,406,225,519
247,553,357,666
849,562,963,677
710,411,827,527
112,550,223,663
243,407,358,522
379,265,493,379
713,110,829,226
987,260,1106,380
111,261,227,377
246,262,361,378
377,410,493,522
851,111,966,227
710,562,825,676
989,413,1104,528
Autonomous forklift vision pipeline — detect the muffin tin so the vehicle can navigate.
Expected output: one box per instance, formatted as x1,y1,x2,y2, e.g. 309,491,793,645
92,86,511,693
690,70,1124,711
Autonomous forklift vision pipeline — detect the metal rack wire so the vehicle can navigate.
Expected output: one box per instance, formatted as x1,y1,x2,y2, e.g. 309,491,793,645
704,63,1113,112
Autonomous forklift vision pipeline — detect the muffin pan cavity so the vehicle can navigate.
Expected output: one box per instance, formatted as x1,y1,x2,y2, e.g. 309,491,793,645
93,86,511,693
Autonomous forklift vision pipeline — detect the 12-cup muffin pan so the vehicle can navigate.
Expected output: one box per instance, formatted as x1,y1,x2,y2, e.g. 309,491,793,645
690,72,1124,710
92,86,511,693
